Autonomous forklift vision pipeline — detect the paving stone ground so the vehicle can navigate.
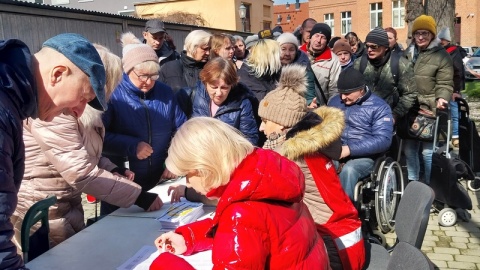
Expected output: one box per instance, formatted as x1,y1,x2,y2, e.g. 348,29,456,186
382,185,480,270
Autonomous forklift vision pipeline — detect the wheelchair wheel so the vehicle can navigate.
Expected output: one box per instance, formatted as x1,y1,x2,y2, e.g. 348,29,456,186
438,208,457,227
368,230,387,247
467,177,480,192
375,158,405,234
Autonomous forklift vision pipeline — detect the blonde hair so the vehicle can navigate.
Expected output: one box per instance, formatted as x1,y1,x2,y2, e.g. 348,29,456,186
80,44,122,127
93,44,122,101
166,117,254,191
245,39,282,78
184,30,212,57
209,34,232,59
132,60,160,75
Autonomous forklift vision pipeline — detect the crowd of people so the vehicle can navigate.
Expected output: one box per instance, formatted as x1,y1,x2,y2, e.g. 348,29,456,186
0,13,459,269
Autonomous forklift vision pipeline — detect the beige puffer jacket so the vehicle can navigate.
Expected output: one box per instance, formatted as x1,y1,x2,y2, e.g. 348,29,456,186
279,106,345,224
12,107,142,247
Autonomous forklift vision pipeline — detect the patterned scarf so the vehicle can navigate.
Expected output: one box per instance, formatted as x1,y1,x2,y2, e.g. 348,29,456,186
262,131,288,150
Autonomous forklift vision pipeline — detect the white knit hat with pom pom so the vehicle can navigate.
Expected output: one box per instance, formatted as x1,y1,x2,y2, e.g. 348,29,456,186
121,32,158,73
258,64,308,128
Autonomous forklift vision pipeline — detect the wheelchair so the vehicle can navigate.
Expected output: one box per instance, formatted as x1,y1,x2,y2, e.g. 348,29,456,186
353,155,405,246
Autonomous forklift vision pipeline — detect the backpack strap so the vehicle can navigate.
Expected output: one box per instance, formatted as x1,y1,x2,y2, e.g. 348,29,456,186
359,53,369,74
446,45,457,54
306,65,328,105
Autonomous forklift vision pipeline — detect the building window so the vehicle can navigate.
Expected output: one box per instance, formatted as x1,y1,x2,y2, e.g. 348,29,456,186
324,13,334,36
277,14,282,25
341,11,351,35
263,5,271,17
25,0,44,3
263,21,271,30
392,0,405,28
245,4,251,33
370,3,383,29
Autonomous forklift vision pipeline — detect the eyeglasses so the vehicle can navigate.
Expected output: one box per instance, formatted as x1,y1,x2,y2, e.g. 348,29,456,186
365,44,380,50
132,70,159,82
414,31,431,38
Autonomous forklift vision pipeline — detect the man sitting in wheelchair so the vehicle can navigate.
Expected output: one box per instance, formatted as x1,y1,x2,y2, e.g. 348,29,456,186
328,68,394,201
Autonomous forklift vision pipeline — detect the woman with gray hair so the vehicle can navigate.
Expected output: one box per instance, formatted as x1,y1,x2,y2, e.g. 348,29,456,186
232,35,248,69
159,29,213,93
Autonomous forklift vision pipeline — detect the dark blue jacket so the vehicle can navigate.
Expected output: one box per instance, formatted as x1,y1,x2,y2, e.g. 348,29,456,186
102,74,186,190
0,39,37,269
328,87,393,158
191,81,259,146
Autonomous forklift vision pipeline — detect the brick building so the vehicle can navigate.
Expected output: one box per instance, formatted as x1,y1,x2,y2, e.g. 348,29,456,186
273,0,309,32
274,0,479,48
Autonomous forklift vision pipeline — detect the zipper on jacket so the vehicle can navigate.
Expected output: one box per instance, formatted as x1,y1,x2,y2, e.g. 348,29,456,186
140,94,152,167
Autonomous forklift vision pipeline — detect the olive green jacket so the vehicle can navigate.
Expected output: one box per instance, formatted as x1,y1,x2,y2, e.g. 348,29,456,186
406,38,453,112
353,52,417,119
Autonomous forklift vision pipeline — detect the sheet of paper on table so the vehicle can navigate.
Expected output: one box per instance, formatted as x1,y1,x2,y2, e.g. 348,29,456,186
117,245,213,270
156,201,205,230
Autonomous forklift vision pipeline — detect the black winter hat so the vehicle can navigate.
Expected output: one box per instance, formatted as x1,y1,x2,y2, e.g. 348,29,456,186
337,68,366,94
309,23,332,43
365,27,389,48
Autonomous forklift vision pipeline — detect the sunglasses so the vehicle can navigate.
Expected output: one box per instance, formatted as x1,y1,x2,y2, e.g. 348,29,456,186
365,44,380,50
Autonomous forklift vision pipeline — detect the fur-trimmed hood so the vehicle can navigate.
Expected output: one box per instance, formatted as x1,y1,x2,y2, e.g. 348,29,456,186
78,105,104,130
281,106,345,161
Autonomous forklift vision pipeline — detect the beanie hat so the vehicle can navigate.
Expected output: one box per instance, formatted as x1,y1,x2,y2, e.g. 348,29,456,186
258,64,308,128
412,15,437,36
437,27,451,42
277,33,299,48
328,36,341,48
332,38,353,54
365,27,389,48
121,32,158,73
337,68,366,94
309,23,332,43
245,34,259,49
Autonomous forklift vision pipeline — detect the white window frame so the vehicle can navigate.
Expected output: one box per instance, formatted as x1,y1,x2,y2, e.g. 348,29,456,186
341,11,351,35
324,13,334,36
392,0,405,28
370,3,383,29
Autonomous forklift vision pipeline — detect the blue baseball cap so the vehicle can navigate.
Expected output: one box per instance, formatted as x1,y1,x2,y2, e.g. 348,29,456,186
43,33,107,111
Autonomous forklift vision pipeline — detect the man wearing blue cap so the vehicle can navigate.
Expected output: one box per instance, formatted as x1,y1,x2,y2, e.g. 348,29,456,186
0,33,106,269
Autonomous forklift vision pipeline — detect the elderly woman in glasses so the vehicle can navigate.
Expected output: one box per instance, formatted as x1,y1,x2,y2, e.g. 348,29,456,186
101,32,186,215
403,15,453,184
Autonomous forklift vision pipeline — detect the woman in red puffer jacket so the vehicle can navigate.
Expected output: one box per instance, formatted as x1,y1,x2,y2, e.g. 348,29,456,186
150,117,330,270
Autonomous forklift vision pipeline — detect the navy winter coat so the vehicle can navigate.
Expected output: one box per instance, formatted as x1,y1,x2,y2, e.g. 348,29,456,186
0,39,37,269
191,81,259,146
328,88,394,158
102,73,186,190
